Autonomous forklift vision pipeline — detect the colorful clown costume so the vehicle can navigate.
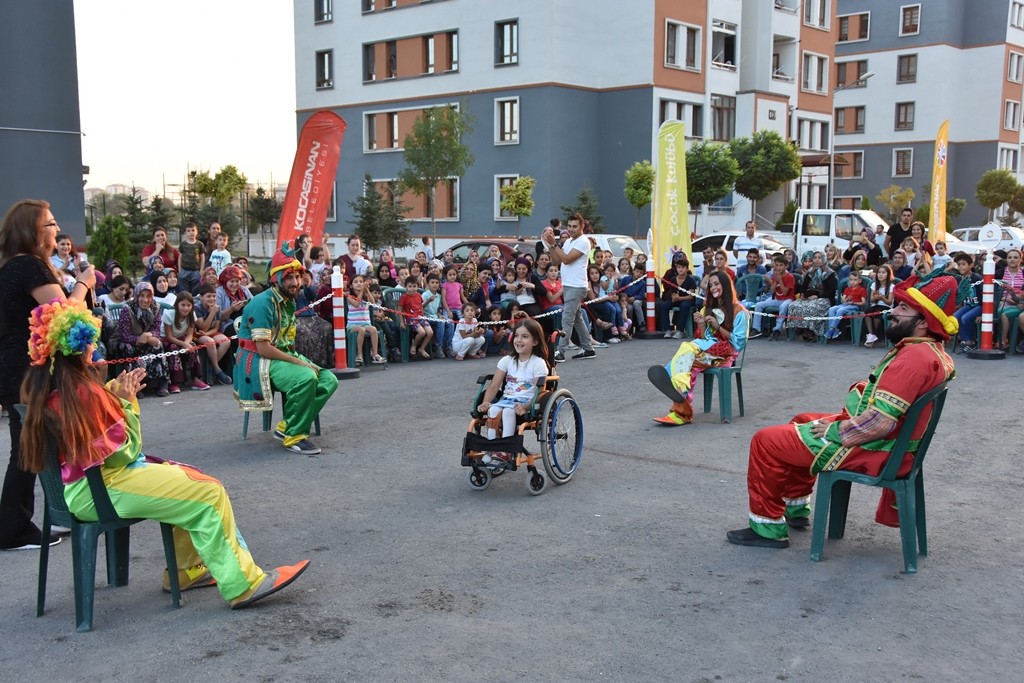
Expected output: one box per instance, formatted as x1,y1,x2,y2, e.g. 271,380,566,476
234,256,338,450
55,389,264,602
649,306,748,425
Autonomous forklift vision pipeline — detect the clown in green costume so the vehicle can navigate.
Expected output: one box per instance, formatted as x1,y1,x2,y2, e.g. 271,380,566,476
234,248,338,455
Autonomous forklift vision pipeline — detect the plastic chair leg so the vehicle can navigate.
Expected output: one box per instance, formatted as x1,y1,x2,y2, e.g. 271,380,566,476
37,511,51,617
72,525,101,632
160,523,181,609
850,318,863,346
827,480,852,539
810,475,833,562
735,373,744,417
106,526,131,586
261,409,273,432
702,374,715,413
242,412,250,439
718,375,733,423
915,471,927,557
895,483,918,573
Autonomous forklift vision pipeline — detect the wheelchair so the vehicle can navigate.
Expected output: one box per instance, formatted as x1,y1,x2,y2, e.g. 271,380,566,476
460,332,583,495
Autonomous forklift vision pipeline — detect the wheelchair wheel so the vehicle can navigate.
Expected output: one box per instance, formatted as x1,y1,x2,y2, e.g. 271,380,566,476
467,467,492,491
539,388,583,484
525,467,547,496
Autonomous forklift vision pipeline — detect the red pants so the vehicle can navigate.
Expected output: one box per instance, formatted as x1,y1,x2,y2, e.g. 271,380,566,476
747,412,899,527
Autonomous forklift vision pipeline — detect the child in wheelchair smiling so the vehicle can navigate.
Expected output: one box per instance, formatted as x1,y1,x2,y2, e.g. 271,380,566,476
475,319,550,468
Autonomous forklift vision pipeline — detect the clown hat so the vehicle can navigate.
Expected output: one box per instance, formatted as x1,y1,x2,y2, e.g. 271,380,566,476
269,247,305,279
892,274,959,341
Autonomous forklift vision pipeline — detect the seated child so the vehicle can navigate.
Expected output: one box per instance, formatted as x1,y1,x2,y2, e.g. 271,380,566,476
161,292,211,392
422,274,453,358
398,275,435,360
453,302,487,360
346,274,386,365
824,277,867,340
484,305,510,356
475,319,550,467
368,283,399,362
193,284,233,384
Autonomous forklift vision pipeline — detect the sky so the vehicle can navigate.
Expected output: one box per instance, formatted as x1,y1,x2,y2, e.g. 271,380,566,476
74,0,297,196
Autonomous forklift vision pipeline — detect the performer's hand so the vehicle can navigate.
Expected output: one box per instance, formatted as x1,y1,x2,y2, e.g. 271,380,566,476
809,419,830,439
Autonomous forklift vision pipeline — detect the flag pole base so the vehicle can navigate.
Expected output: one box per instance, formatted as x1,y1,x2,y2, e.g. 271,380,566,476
965,349,1005,361
332,368,361,379
635,330,664,339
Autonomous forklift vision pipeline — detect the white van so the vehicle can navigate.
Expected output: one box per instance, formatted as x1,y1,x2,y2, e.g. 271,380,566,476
792,209,889,254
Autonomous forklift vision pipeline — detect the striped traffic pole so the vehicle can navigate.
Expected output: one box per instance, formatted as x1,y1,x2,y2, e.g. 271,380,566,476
331,265,360,378
637,260,661,338
966,256,1005,360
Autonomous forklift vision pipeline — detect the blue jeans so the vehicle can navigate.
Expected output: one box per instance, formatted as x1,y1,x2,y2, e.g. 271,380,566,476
827,304,862,331
773,299,794,332
657,299,693,332
752,298,782,330
955,305,981,341
180,269,201,294
430,319,454,350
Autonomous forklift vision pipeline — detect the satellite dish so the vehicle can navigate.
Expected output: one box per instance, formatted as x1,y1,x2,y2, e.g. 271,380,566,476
978,222,1002,249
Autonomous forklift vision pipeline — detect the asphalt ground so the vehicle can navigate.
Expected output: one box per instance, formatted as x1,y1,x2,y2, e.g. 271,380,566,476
0,334,1021,682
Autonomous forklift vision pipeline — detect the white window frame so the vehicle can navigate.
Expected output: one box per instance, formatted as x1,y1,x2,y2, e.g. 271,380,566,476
665,20,701,71
803,0,830,29
893,148,913,177
1012,1,1024,29
998,146,1019,172
1004,100,1020,130
658,99,704,138
1009,52,1024,83
315,49,333,89
710,20,737,70
423,35,435,75
494,97,520,145
494,174,519,220
900,4,921,36
802,51,829,95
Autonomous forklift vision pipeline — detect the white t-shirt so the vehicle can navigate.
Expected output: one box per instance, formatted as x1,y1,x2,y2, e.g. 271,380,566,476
869,282,894,310
559,234,591,288
456,318,480,340
209,249,232,274
734,235,764,253
496,354,549,404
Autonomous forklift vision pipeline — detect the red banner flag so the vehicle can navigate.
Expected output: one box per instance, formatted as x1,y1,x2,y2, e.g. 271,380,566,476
276,110,347,250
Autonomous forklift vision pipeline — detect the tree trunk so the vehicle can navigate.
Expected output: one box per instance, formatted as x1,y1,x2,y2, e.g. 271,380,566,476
429,187,437,255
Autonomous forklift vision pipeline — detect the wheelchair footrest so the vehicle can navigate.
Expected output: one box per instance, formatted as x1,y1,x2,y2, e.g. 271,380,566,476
463,432,524,466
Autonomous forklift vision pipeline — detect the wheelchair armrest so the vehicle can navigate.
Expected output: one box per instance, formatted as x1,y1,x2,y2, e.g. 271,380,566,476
470,375,496,418
476,374,494,385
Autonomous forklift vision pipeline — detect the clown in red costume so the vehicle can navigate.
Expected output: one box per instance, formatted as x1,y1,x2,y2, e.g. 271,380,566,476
727,275,958,548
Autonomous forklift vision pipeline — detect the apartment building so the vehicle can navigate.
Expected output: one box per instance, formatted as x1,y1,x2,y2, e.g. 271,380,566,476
0,1,86,241
834,0,1024,223
294,0,837,237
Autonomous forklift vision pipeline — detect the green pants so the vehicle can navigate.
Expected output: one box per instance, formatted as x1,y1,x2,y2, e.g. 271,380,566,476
268,354,338,446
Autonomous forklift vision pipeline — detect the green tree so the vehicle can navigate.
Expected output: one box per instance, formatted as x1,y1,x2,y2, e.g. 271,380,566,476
398,105,475,249
685,141,739,234
776,200,798,230
976,168,1019,219
560,187,605,232
192,165,248,237
348,174,413,253
729,130,802,218
123,185,148,232
86,215,132,273
875,184,916,222
623,160,655,238
860,195,873,211
247,186,282,243
146,195,178,230
499,175,537,238
913,197,968,229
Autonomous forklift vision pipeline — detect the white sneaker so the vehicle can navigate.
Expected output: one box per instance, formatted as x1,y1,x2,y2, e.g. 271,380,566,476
663,331,673,339
672,331,684,339
864,333,878,346
608,337,621,344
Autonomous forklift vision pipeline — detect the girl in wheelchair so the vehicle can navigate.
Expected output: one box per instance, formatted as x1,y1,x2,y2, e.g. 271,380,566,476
475,318,549,468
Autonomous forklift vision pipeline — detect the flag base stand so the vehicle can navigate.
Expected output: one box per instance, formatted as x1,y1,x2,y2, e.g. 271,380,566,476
636,330,664,339
965,349,1005,361
332,368,361,380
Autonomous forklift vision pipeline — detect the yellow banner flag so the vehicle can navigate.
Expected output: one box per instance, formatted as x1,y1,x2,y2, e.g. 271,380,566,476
929,119,950,243
651,120,691,278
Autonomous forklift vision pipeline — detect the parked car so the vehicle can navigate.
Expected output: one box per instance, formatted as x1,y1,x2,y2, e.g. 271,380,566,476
952,224,1024,252
690,232,790,269
448,238,541,269
587,234,646,259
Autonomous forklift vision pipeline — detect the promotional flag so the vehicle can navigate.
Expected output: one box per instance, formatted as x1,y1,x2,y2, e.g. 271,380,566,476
276,110,347,250
929,119,950,243
651,120,690,279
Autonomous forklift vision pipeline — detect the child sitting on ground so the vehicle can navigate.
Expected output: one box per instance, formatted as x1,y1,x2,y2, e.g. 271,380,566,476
475,319,550,468
161,291,211,392
346,274,386,365
398,275,435,360
453,302,487,360
193,284,233,384
824,276,867,340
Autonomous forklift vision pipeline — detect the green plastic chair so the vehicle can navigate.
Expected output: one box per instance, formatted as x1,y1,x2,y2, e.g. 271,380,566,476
701,319,749,423
735,273,767,308
809,381,951,574
382,287,410,362
241,391,322,440
14,405,181,632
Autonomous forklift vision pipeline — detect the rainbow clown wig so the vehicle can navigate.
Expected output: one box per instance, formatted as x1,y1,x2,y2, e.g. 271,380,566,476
28,298,101,367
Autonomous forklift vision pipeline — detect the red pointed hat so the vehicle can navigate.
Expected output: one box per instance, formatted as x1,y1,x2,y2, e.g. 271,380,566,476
269,248,304,279
892,274,959,341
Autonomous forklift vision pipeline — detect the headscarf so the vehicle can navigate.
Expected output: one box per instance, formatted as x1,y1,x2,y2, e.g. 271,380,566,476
376,263,398,289
146,254,164,276
378,250,398,279
809,251,832,290
861,228,876,244
130,281,157,331
219,265,247,303
460,261,480,295
104,259,121,282
148,270,169,296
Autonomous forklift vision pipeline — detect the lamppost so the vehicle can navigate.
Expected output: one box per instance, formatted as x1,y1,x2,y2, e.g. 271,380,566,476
829,71,875,208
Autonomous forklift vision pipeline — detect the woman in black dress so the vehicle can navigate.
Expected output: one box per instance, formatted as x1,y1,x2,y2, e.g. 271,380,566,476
0,199,95,550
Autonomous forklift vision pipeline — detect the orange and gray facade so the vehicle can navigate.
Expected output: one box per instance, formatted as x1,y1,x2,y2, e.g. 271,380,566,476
294,0,839,237
833,0,1024,222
